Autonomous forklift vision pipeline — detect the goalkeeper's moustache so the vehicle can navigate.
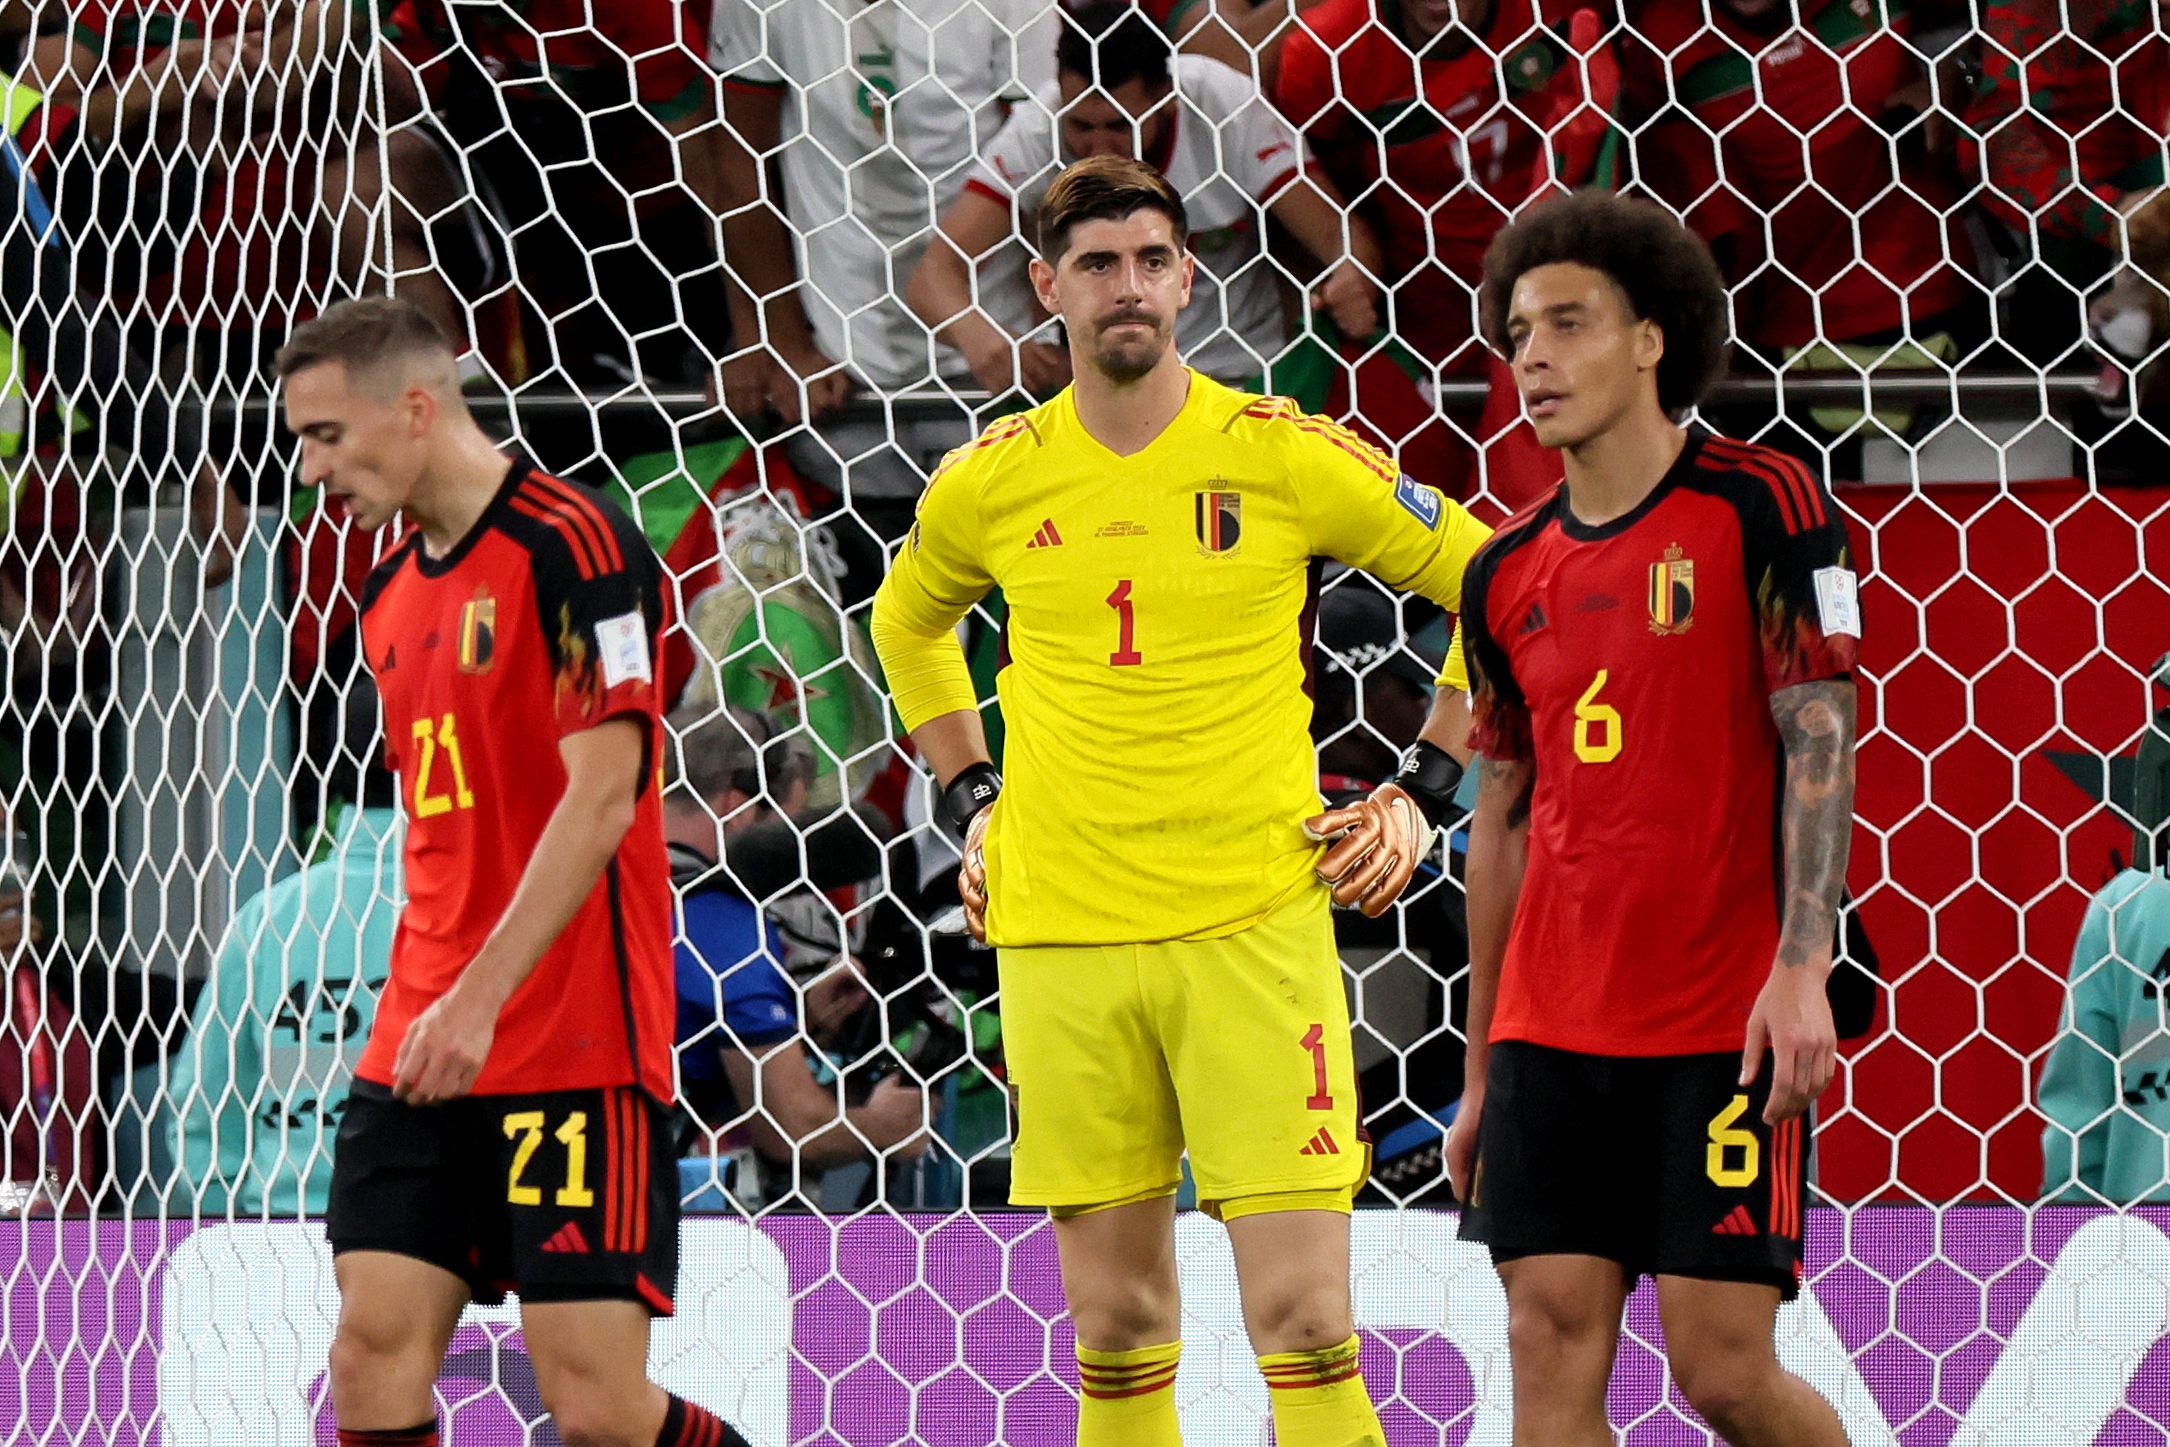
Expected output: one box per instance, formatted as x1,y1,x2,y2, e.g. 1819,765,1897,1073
1305,741,1462,918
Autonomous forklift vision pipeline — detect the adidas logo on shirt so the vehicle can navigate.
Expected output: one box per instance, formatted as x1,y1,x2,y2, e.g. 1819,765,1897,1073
1298,1127,1340,1157
1027,519,1064,549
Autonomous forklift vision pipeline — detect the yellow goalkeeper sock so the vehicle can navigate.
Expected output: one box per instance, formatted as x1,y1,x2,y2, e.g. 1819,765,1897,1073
1076,1339,1183,1446
1258,1334,1384,1446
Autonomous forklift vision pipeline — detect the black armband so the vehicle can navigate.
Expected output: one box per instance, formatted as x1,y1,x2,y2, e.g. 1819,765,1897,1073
940,762,1002,836
1394,740,1465,828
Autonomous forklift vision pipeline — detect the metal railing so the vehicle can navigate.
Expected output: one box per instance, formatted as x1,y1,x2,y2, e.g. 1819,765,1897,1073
210,369,2113,424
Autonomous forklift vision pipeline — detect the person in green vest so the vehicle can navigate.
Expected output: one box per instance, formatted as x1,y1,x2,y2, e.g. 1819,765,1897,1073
168,710,401,1216
2039,707,2170,1204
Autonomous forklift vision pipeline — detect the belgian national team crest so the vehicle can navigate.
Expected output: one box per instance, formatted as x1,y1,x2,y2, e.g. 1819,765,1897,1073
1195,488,1242,554
1648,544,1695,635
458,588,497,674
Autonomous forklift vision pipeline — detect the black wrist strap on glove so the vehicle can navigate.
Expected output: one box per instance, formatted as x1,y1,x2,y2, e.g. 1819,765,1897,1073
1394,740,1464,829
940,762,1002,836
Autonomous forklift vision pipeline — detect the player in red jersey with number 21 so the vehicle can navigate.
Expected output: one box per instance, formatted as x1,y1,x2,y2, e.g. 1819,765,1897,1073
279,298,749,1447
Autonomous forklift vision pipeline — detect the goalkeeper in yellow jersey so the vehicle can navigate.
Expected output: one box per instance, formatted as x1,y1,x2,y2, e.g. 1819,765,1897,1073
871,155,1489,1447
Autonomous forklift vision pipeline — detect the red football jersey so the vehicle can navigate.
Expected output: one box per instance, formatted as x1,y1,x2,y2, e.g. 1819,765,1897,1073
357,462,675,1100
1965,0,2168,251
384,0,709,120
1274,0,1609,368
1464,434,1861,1056
1621,0,1971,352
63,0,249,59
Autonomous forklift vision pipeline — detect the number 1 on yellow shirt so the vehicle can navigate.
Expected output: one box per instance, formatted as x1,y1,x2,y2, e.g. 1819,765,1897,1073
1107,579,1143,667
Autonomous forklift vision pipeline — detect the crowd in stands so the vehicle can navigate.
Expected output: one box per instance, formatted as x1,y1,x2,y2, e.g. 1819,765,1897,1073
1,0,2166,1214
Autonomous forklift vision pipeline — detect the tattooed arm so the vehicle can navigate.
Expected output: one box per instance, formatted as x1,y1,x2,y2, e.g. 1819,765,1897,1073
1743,678,1858,1124
1446,752,1535,1201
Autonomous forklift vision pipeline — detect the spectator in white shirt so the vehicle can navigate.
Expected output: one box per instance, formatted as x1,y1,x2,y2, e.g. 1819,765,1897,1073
906,1,1380,399
712,0,1057,507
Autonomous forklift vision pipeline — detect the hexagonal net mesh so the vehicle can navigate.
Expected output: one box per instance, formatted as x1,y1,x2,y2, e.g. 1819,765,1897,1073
0,0,2166,1443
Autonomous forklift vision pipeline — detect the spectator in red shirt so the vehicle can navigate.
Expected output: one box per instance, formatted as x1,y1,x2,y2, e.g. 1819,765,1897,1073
1966,0,2170,402
29,2,391,341
1273,0,1617,504
376,0,729,384
1967,0,2169,287
1621,0,1978,399
1278,0,1616,367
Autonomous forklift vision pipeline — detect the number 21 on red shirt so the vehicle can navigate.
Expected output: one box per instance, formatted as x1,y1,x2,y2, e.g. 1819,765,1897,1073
409,712,477,817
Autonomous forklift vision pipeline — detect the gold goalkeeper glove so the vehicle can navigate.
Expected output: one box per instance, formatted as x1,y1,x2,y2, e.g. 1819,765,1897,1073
1304,741,1462,917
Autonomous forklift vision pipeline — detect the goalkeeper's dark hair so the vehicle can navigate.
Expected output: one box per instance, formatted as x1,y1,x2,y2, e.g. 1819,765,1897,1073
1038,155,1189,262
276,295,459,399
1479,190,1731,417
1058,3,1173,93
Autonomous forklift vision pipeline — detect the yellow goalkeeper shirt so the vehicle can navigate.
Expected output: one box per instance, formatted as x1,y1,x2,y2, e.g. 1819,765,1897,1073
871,371,1491,947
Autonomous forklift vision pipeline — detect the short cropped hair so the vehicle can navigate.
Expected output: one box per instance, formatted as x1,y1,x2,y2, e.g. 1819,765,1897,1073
275,295,457,397
1480,191,1730,416
1038,154,1189,263
1058,2,1173,93
666,703,813,806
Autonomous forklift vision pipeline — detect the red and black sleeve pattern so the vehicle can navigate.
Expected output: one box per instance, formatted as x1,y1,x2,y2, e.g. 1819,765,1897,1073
1461,527,1540,762
1699,438,1861,692
502,472,666,739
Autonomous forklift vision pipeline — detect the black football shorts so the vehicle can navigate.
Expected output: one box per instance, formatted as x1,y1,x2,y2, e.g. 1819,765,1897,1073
327,1080,680,1313
1458,1042,1807,1299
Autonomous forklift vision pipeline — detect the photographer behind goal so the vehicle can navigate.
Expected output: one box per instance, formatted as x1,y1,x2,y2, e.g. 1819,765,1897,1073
661,704,924,1199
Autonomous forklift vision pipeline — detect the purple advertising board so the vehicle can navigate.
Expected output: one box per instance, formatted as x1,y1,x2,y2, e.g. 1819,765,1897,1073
5,1208,2169,1445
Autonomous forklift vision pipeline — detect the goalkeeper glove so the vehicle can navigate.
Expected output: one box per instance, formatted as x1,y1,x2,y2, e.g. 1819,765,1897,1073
1304,740,1463,917
942,763,1000,943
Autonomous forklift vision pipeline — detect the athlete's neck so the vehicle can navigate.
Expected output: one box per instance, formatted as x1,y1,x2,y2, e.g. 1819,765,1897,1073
1071,351,1192,457
407,426,517,558
1561,408,1688,527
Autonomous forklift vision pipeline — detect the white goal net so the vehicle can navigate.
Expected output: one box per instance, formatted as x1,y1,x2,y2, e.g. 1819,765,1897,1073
1,0,2167,1442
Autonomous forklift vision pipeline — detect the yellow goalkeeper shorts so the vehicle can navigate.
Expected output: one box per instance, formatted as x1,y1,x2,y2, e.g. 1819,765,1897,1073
998,884,1368,1216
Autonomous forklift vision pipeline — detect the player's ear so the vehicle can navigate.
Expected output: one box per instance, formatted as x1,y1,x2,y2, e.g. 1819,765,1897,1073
1029,255,1060,316
1635,316,1666,375
402,382,439,439
1178,248,1195,306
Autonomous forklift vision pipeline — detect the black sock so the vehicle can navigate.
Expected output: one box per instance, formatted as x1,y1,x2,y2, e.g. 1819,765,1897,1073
336,1422,438,1447
654,1393,751,1447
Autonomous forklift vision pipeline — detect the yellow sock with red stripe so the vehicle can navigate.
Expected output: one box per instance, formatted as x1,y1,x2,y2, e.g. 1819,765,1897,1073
1257,1334,1384,1446
1076,1339,1183,1446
